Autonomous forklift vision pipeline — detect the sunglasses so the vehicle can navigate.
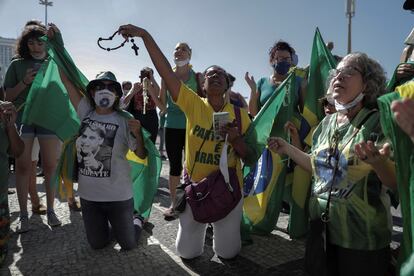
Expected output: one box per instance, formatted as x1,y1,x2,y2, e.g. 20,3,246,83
92,81,118,93
329,66,363,79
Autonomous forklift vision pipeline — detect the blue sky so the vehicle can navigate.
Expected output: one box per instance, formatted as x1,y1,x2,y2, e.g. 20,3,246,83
0,0,412,97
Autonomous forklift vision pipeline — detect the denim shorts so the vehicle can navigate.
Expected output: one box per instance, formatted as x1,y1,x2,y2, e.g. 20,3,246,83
16,123,56,139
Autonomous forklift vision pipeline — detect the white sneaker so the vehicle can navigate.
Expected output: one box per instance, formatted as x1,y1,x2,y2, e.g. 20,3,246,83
17,216,30,233
47,212,62,227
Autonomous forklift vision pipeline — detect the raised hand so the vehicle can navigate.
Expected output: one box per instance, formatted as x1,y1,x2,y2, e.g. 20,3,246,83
47,22,60,39
267,137,290,155
354,141,391,165
128,119,142,138
245,72,257,96
117,24,146,40
0,101,17,126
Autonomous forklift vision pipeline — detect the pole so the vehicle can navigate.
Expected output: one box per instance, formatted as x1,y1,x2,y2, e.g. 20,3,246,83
45,0,47,26
347,14,352,54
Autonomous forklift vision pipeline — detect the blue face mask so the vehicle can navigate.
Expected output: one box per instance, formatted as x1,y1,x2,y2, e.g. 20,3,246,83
273,61,291,75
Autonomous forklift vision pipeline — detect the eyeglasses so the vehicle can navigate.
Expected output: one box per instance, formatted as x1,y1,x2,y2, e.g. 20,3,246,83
204,68,227,78
92,81,118,93
330,66,363,79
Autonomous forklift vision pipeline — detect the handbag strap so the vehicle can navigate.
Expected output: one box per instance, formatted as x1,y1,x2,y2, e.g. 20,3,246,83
322,109,377,222
188,105,242,179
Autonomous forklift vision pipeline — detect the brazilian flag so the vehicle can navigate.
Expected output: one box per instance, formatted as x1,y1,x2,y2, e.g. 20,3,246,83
379,84,414,274
242,73,296,240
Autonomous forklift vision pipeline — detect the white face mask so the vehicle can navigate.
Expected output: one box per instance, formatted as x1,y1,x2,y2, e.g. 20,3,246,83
334,93,364,114
174,58,190,67
94,89,116,109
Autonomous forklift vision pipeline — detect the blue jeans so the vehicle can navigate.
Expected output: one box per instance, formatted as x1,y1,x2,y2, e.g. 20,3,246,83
80,198,137,250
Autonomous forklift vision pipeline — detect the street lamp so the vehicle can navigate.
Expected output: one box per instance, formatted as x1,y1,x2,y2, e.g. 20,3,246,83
39,0,53,26
345,0,355,54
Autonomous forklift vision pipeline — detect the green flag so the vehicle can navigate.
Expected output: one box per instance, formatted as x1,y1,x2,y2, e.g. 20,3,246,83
242,73,296,241
378,92,414,272
302,27,337,146
22,33,88,141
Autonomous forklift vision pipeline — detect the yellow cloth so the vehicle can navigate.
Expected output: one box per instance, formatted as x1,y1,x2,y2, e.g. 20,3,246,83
176,83,251,182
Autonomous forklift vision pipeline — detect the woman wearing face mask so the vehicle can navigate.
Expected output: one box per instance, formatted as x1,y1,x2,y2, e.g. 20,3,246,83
159,42,202,219
3,21,63,232
118,25,253,259
64,71,146,250
245,40,303,117
267,53,397,275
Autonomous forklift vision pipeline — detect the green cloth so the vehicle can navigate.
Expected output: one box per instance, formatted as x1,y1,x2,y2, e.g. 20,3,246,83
309,108,391,250
385,61,414,93
3,58,44,120
165,69,197,129
242,73,297,241
21,33,89,141
302,27,337,138
378,92,414,271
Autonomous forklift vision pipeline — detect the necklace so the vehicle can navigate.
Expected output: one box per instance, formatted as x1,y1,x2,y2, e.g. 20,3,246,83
97,30,140,56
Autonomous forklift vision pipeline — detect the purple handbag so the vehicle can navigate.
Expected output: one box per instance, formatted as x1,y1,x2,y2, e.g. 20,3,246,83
184,168,241,223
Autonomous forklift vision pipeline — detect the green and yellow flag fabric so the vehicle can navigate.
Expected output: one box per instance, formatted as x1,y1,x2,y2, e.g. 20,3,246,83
22,33,87,141
302,27,337,146
242,73,296,241
378,89,414,274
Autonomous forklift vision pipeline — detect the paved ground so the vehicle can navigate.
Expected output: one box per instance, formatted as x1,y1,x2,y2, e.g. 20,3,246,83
1,157,402,275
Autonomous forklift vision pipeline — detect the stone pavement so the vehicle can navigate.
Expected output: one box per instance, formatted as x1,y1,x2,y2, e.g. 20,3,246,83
1,158,402,276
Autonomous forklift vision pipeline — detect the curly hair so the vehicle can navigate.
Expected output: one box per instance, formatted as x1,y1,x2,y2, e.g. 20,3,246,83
268,40,294,63
15,24,46,59
327,53,386,109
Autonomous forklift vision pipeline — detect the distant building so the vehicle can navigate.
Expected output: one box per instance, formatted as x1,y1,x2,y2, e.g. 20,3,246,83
0,36,16,84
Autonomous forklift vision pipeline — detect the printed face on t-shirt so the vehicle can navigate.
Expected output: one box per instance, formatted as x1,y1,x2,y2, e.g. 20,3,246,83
76,119,119,178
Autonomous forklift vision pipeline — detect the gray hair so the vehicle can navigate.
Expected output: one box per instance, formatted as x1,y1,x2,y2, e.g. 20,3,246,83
341,53,386,108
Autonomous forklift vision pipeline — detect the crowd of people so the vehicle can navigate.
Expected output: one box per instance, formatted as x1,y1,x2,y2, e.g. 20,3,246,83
0,4,413,274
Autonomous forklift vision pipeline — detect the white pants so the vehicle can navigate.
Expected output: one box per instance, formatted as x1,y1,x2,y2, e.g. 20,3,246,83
175,199,243,259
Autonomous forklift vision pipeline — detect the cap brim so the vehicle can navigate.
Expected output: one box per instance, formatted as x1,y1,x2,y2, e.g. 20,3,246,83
86,79,122,97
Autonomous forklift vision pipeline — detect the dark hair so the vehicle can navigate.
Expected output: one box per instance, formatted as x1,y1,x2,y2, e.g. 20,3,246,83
269,40,294,63
122,81,132,89
24,20,45,28
203,65,231,90
15,24,47,59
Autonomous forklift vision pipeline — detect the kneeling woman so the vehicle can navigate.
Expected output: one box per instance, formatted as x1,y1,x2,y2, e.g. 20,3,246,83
65,71,146,250
118,25,253,259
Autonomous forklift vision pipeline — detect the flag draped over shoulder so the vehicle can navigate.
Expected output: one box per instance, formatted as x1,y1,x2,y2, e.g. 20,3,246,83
378,92,414,274
22,33,88,141
302,27,337,146
242,73,296,240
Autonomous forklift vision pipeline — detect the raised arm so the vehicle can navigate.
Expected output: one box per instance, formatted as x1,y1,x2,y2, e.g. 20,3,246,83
245,72,260,116
59,69,83,110
118,25,181,101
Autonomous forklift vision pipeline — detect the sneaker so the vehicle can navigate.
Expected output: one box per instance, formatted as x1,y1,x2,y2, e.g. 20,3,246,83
32,203,47,215
133,215,144,242
68,199,82,212
17,216,30,233
163,207,177,221
47,212,62,227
